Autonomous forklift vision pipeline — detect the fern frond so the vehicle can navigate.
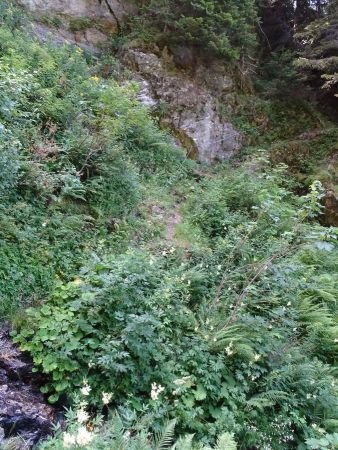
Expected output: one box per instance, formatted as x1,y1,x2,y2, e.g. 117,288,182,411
154,419,177,450
112,413,127,450
215,432,237,450
204,432,237,450
247,390,288,410
297,297,334,328
175,434,195,450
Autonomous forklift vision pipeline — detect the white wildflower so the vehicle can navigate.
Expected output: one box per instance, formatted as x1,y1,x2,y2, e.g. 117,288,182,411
124,431,131,440
63,432,76,448
150,382,165,401
76,426,93,446
80,381,91,396
173,376,191,386
287,301,292,306
254,354,261,362
102,392,113,405
77,408,89,424
225,341,233,356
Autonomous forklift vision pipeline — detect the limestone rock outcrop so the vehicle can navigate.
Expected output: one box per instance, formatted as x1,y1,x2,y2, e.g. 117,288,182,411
17,0,136,29
122,48,242,164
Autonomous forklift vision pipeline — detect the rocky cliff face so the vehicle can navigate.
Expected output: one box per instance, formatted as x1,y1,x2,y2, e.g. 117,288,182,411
122,48,242,163
16,0,243,164
17,0,136,30
17,0,137,51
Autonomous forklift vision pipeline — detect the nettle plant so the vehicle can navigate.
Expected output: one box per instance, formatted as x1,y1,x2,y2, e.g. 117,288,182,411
13,164,338,448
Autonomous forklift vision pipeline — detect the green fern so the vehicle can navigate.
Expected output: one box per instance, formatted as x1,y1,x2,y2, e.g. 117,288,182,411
247,390,289,411
174,434,195,450
204,432,237,450
153,420,177,450
215,433,237,450
111,413,128,450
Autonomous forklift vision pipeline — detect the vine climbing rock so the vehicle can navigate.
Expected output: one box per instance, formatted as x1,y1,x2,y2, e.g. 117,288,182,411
0,328,56,449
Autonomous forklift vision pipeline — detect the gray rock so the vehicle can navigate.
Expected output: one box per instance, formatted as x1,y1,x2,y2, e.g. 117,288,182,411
0,328,56,449
17,0,135,25
122,49,242,164
172,45,195,70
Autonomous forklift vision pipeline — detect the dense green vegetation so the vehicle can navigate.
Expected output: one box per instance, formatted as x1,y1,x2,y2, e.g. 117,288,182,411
130,0,257,60
0,3,190,319
0,2,337,450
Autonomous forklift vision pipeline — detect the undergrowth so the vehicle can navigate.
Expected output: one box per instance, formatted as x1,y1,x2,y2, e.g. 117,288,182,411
0,3,337,450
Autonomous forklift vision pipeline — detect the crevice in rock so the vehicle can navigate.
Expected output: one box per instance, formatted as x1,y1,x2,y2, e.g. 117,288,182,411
99,0,121,30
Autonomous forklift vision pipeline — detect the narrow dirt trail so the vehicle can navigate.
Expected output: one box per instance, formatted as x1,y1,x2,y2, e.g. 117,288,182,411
165,203,182,243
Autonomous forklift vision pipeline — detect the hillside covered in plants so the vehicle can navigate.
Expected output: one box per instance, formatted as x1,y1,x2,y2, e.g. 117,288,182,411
0,1,337,449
